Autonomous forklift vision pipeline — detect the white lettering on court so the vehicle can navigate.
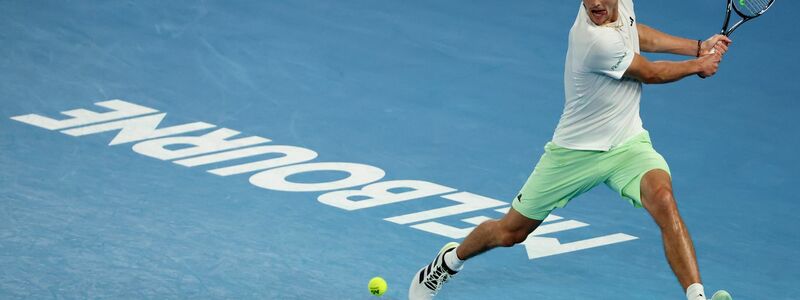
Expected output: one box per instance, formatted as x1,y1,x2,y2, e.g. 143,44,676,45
10,99,639,260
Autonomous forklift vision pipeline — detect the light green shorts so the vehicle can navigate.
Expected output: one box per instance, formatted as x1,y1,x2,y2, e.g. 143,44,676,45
511,131,670,221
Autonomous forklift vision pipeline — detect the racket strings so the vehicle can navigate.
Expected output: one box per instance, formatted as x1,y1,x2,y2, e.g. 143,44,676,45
739,0,773,17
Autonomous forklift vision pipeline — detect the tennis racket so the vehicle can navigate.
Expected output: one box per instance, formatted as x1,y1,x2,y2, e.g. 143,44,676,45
717,0,775,38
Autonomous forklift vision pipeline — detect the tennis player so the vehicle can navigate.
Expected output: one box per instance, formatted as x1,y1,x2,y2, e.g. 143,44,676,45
408,0,732,299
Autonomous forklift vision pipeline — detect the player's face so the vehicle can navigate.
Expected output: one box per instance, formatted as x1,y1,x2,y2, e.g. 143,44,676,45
582,0,619,25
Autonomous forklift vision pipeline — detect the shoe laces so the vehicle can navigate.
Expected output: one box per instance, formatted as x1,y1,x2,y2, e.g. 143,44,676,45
424,264,454,294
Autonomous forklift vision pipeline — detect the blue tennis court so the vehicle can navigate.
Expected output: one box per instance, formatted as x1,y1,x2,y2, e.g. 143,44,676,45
1,1,797,299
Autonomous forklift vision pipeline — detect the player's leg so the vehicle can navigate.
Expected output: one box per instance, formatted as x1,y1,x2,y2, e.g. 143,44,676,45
458,141,601,261
638,169,702,291
455,207,542,260
408,142,599,300
408,196,549,299
605,132,715,299
407,208,543,300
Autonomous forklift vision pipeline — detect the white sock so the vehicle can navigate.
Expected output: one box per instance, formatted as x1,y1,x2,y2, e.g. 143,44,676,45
686,283,706,300
443,247,465,271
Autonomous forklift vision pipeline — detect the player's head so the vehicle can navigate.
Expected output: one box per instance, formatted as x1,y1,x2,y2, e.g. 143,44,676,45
582,0,619,26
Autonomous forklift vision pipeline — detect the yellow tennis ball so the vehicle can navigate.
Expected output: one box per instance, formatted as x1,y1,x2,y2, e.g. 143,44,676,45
712,290,732,300
368,276,387,296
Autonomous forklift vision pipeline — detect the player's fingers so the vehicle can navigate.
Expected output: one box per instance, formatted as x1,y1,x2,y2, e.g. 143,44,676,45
720,35,732,44
715,43,728,55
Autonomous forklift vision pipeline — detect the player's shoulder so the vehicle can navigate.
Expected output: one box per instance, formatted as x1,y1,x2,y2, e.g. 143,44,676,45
571,30,628,71
573,26,624,55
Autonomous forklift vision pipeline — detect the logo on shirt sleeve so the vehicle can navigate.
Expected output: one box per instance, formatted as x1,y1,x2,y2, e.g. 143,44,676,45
611,51,628,71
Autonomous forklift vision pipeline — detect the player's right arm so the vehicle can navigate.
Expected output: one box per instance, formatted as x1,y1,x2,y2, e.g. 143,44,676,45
623,53,721,84
637,23,731,57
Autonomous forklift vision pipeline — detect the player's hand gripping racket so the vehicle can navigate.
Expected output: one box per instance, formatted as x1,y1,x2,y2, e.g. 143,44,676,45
699,0,775,78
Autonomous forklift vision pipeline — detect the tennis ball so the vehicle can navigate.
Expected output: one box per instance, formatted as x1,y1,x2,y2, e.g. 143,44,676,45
368,276,387,296
712,290,732,300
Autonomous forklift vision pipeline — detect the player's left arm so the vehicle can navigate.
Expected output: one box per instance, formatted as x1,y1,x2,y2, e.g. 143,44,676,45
637,23,732,56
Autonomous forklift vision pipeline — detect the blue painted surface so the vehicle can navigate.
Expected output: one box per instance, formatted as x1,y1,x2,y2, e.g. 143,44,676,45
1,1,797,299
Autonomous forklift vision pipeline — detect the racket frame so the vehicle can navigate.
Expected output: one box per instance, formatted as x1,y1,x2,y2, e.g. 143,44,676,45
722,0,775,36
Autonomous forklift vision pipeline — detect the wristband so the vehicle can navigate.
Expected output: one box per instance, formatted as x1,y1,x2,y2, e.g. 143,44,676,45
696,39,702,57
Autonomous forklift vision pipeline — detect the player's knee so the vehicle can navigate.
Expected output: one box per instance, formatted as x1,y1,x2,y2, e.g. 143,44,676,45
646,187,675,212
645,187,681,227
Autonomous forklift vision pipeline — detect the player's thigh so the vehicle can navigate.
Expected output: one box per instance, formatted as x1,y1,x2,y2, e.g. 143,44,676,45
606,136,671,208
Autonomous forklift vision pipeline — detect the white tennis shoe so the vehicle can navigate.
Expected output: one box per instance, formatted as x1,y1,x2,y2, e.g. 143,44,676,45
408,242,460,300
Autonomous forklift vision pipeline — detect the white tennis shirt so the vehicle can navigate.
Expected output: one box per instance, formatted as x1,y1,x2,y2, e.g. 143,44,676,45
552,0,645,151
